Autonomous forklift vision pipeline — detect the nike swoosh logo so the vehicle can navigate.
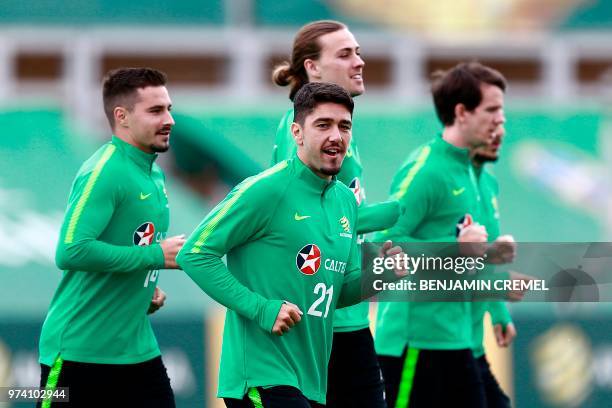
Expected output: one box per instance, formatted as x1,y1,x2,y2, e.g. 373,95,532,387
452,187,466,196
294,213,311,221
140,192,152,200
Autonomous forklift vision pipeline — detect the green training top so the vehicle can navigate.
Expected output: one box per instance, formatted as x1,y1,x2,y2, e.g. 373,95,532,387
271,108,399,332
177,157,364,404
470,168,512,358
374,136,509,354
39,136,168,366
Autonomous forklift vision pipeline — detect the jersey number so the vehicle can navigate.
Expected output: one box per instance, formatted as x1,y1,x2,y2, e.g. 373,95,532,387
307,283,334,318
144,269,159,287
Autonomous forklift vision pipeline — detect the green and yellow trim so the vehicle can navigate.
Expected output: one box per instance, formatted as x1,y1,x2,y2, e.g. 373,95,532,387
64,144,116,244
190,161,288,253
395,348,419,408
392,146,431,200
41,355,64,408
247,387,264,408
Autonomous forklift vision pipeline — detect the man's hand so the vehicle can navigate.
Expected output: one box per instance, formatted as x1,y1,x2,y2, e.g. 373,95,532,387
272,301,303,336
486,235,516,264
494,322,517,347
147,287,167,315
161,234,186,269
507,271,534,302
458,224,488,257
379,240,409,278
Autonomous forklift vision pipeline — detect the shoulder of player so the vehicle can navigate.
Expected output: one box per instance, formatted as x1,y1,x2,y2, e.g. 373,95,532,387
232,160,291,202
274,108,294,137
333,181,358,206
73,142,122,180
393,151,443,185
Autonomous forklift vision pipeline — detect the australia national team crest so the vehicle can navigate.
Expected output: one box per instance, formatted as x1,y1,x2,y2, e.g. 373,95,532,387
455,214,474,237
134,222,155,246
296,244,321,275
348,177,363,206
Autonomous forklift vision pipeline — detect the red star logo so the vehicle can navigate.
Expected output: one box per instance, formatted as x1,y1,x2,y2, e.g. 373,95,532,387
296,244,321,275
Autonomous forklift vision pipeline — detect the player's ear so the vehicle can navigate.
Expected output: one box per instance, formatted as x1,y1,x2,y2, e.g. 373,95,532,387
304,59,321,81
291,122,304,146
455,103,467,124
114,106,129,128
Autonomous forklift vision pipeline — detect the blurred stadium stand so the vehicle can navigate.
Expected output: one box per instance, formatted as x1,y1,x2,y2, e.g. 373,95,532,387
1,1,612,407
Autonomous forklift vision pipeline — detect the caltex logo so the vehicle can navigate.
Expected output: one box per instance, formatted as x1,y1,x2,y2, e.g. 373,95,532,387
134,222,155,246
349,177,362,206
296,244,321,275
455,214,474,237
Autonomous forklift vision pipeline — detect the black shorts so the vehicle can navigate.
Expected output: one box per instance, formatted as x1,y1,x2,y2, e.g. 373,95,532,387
37,355,175,408
476,355,511,408
326,328,387,408
378,347,486,408
224,386,325,408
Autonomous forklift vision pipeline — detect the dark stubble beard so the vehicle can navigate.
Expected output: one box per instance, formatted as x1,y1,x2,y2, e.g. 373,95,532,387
320,165,341,176
473,153,499,165
151,143,170,153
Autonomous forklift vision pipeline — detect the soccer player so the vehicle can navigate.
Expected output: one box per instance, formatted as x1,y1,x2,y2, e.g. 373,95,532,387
374,62,516,407
271,20,399,407
177,82,404,408
470,125,516,408
37,68,185,408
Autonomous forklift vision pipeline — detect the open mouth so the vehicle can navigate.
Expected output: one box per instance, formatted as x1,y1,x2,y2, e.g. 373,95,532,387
322,147,343,158
156,129,171,136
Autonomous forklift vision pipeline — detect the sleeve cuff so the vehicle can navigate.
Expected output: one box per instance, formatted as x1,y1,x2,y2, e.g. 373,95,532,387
258,299,284,333
356,200,401,234
489,303,512,326
150,244,166,269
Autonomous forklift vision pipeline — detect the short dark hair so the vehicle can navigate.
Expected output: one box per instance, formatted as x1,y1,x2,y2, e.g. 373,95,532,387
293,82,354,125
431,62,507,126
102,67,167,128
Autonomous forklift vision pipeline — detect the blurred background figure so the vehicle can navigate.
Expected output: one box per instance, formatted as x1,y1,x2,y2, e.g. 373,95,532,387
0,1,610,407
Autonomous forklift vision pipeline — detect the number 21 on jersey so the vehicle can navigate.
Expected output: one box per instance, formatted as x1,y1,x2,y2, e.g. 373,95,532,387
307,283,334,318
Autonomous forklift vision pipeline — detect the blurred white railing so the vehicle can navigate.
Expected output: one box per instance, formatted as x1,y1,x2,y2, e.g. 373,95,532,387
0,27,611,132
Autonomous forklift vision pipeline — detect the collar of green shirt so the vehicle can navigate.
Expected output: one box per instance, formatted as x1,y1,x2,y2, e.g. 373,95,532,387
435,136,472,165
111,135,158,172
292,155,337,194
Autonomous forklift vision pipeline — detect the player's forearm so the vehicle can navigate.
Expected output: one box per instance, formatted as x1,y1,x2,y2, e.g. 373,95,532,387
336,277,364,308
356,200,401,234
56,239,164,273
177,250,282,332
338,271,397,308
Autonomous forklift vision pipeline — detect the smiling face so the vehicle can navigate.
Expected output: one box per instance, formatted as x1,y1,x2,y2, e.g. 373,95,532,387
117,86,175,153
293,102,353,179
459,83,505,150
306,28,365,96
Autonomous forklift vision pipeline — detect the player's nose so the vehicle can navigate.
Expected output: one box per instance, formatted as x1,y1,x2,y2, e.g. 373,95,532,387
328,126,342,142
354,54,365,68
165,111,175,126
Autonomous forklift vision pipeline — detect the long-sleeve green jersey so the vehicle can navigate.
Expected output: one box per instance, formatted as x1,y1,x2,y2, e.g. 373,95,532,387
271,108,399,332
177,157,363,404
470,169,512,358
39,136,168,366
374,137,511,354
